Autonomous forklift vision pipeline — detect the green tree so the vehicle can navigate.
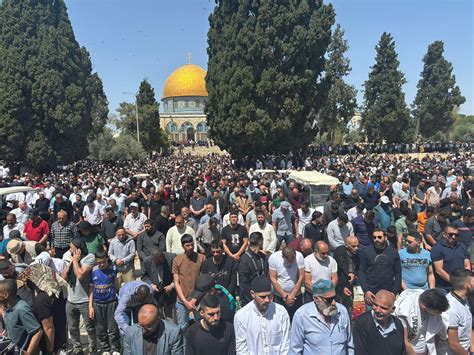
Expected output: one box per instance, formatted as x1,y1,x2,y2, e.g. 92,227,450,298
412,41,465,139
318,24,357,143
88,127,146,161
0,0,107,171
117,80,168,153
361,32,412,143
206,0,335,157
88,73,109,139
136,79,165,152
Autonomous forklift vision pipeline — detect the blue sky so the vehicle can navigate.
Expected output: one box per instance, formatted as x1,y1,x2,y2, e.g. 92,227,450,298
65,0,473,115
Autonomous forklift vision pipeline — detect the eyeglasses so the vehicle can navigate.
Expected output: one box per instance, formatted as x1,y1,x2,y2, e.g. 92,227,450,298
372,235,385,240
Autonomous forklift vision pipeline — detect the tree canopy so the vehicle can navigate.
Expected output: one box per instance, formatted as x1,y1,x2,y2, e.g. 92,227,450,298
412,41,465,139
317,24,357,143
0,0,107,171
206,0,335,157
361,32,412,143
116,79,168,153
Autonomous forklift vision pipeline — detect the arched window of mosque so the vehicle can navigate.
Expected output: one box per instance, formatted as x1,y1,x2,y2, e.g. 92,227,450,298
178,101,185,108
197,121,207,132
173,101,178,109
189,101,195,108
166,122,178,132
181,122,193,131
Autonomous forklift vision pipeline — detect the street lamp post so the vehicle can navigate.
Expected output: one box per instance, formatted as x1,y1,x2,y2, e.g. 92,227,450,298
122,92,140,143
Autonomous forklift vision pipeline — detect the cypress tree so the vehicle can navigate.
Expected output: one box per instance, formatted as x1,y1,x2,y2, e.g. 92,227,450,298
117,79,167,153
206,0,335,158
362,32,411,143
412,41,465,139
136,79,164,152
318,24,357,143
0,0,107,170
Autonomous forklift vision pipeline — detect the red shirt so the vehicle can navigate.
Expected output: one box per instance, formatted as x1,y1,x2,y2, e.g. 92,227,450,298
24,220,49,243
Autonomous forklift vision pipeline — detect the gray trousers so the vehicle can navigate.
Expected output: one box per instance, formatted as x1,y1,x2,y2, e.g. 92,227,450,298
66,301,96,353
93,300,121,353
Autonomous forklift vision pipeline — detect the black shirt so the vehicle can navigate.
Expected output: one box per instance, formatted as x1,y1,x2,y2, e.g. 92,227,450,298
186,319,236,355
201,255,237,295
155,215,174,236
238,249,268,305
101,215,124,240
221,224,248,255
303,222,326,244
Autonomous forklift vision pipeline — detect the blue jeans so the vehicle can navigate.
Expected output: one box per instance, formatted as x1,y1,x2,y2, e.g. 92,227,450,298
276,234,294,251
175,301,190,333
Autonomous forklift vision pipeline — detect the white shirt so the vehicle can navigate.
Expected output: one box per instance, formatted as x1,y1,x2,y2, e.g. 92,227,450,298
82,204,103,225
3,223,24,239
123,212,147,233
222,212,245,228
25,191,37,208
111,193,127,212
327,219,354,251
347,206,365,221
43,186,55,200
10,207,30,225
268,251,304,294
234,301,290,355
304,253,337,285
446,292,472,353
296,208,315,236
96,187,109,198
165,226,197,254
249,222,277,253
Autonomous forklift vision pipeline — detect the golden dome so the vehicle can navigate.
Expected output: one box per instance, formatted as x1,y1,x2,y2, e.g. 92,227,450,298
162,64,208,99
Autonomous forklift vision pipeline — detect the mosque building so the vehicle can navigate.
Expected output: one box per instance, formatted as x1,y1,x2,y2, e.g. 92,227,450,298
159,60,209,143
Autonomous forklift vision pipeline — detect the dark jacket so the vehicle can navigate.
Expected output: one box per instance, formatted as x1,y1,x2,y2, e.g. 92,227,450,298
123,320,183,355
358,244,402,295
210,197,228,217
141,253,176,306
136,229,166,260
238,249,268,305
333,245,360,292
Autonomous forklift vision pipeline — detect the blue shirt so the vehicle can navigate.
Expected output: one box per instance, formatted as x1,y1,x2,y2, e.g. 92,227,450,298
342,182,353,196
114,280,153,335
91,265,118,303
289,302,354,355
399,248,431,289
430,239,469,288
371,310,397,337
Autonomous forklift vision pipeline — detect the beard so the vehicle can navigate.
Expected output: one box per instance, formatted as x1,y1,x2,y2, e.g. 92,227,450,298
316,299,338,317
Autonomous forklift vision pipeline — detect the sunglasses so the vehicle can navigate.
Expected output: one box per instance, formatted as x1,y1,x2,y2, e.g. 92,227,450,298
372,235,385,240
320,296,336,305
447,232,458,237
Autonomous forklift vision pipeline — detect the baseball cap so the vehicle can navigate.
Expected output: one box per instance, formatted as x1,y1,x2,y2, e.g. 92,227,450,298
380,196,390,204
129,202,138,208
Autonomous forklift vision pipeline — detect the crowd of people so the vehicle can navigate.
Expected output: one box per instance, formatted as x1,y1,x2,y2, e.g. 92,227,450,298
0,146,472,354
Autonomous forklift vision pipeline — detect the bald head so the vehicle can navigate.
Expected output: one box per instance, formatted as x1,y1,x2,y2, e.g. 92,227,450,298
299,238,313,256
345,235,358,245
138,304,159,321
374,290,395,307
